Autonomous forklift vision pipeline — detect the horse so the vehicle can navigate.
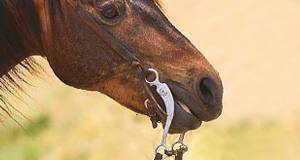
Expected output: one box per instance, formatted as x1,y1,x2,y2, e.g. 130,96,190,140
0,0,223,136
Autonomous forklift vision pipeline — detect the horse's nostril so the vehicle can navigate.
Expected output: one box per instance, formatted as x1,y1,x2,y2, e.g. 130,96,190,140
198,77,218,106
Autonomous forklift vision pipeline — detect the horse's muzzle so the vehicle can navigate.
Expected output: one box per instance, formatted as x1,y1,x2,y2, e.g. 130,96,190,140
164,75,223,133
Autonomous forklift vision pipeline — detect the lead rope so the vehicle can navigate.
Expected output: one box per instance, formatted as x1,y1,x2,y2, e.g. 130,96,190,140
144,69,188,160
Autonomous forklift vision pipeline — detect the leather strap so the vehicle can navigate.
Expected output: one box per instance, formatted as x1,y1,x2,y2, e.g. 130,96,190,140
175,151,184,160
154,153,163,160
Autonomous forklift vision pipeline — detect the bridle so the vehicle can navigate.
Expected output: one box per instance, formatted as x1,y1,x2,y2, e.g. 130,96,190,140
68,1,189,159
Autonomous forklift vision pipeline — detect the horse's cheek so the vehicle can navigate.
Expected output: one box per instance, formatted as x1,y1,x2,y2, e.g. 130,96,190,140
46,50,103,90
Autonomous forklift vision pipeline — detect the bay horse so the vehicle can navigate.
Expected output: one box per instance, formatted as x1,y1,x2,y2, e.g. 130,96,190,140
0,0,223,135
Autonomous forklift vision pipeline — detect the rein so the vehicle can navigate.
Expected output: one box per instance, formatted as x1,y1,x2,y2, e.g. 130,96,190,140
69,1,189,159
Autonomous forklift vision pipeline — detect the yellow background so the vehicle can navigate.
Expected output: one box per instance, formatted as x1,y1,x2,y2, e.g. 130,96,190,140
1,0,300,159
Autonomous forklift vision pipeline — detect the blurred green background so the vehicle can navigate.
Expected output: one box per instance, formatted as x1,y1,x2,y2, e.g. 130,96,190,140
1,0,300,159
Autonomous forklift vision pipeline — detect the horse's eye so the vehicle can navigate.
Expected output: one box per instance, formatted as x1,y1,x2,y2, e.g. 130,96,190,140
95,1,125,25
101,5,119,19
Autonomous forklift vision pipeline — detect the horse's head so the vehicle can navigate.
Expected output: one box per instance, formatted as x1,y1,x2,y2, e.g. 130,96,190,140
43,0,223,133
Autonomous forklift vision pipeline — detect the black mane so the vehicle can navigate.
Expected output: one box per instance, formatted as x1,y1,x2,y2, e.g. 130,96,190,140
0,0,42,123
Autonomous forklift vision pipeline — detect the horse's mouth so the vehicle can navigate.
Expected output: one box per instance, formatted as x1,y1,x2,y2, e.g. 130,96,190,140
177,101,193,116
169,97,202,133
149,81,206,134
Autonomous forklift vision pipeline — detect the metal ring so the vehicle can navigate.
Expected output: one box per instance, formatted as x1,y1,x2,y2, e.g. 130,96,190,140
172,141,185,150
145,68,159,85
171,134,187,151
154,144,168,155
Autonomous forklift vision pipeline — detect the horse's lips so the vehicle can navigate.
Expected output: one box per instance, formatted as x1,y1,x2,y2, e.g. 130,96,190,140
148,82,202,133
178,101,193,115
168,97,202,133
